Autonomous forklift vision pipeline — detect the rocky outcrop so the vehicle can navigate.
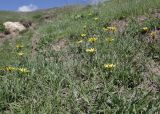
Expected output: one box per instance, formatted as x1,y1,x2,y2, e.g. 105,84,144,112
3,22,26,34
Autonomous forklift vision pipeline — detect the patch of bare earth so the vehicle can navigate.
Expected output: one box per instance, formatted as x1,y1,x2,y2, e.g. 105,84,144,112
31,30,40,58
145,59,160,77
0,32,19,45
142,59,160,92
132,52,160,92
137,9,160,25
137,15,148,25
110,19,128,33
151,9,160,18
110,9,160,32
0,32,5,37
50,39,68,51
45,38,71,62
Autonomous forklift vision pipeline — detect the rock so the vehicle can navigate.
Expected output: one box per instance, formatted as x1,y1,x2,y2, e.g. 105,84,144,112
3,22,26,34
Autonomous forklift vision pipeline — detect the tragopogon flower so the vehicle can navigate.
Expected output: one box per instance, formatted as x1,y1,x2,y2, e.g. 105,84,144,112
142,27,148,32
5,66,17,71
104,64,116,70
18,52,24,56
86,48,96,53
16,44,24,49
88,37,97,43
150,31,156,39
18,68,29,73
94,17,99,21
104,27,117,32
81,34,87,37
88,13,92,16
83,25,87,29
106,37,114,43
77,40,83,44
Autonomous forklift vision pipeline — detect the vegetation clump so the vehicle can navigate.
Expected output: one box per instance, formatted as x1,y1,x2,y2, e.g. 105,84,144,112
0,0,160,113
0,22,5,32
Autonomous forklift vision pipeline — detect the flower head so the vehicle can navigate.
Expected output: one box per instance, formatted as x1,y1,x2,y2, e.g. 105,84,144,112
106,37,114,43
86,48,96,53
142,27,148,32
88,13,93,16
104,27,117,32
88,37,97,43
81,34,87,37
16,44,24,49
104,64,116,70
83,25,87,29
18,68,29,73
77,40,83,44
150,31,156,39
5,66,17,71
18,52,24,56
94,17,99,21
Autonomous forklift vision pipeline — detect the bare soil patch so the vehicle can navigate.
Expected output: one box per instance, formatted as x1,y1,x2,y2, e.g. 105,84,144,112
110,19,128,33
50,39,68,51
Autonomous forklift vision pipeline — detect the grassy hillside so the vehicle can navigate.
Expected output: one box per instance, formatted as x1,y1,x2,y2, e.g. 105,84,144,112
0,0,160,113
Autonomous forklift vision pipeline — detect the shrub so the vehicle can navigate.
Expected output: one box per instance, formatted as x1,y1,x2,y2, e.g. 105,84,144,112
32,14,42,20
0,23,5,32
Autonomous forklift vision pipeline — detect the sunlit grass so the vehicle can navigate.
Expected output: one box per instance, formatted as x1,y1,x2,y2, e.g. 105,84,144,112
0,0,160,113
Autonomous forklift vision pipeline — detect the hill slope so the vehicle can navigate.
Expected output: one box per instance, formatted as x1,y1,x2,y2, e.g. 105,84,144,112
0,0,160,113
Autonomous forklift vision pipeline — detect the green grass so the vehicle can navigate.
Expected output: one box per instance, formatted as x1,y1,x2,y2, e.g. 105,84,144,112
0,23,5,32
0,0,160,113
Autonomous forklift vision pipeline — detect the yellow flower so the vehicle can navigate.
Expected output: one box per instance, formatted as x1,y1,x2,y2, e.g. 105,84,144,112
88,13,92,16
86,48,96,53
142,27,148,32
83,25,87,29
77,40,83,44
106,38,114,43
81,34,87,37
5,66,17,71
104,27,117,32
150,31,156,39
18,52,24,56
88,37,97,43
103,27,106,30
94,17,99,21
16,44,24,49
104,64,116,69
18,68,29,73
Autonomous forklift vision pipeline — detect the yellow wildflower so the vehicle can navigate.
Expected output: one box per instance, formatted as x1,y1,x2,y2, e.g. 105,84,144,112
88,13,92,16
104,64,116,69
88,37,97,43
5,66,17,71
142,27,148,32
16,44,24,49
18,52,24,56
18,68,29,73
81,34,87,37
86,48,96,53
94,17,99,21
103,27,106,30
106,38,114,43
77,40,83,44
83,25,87,29
104,27,117,32
150,31,156,39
